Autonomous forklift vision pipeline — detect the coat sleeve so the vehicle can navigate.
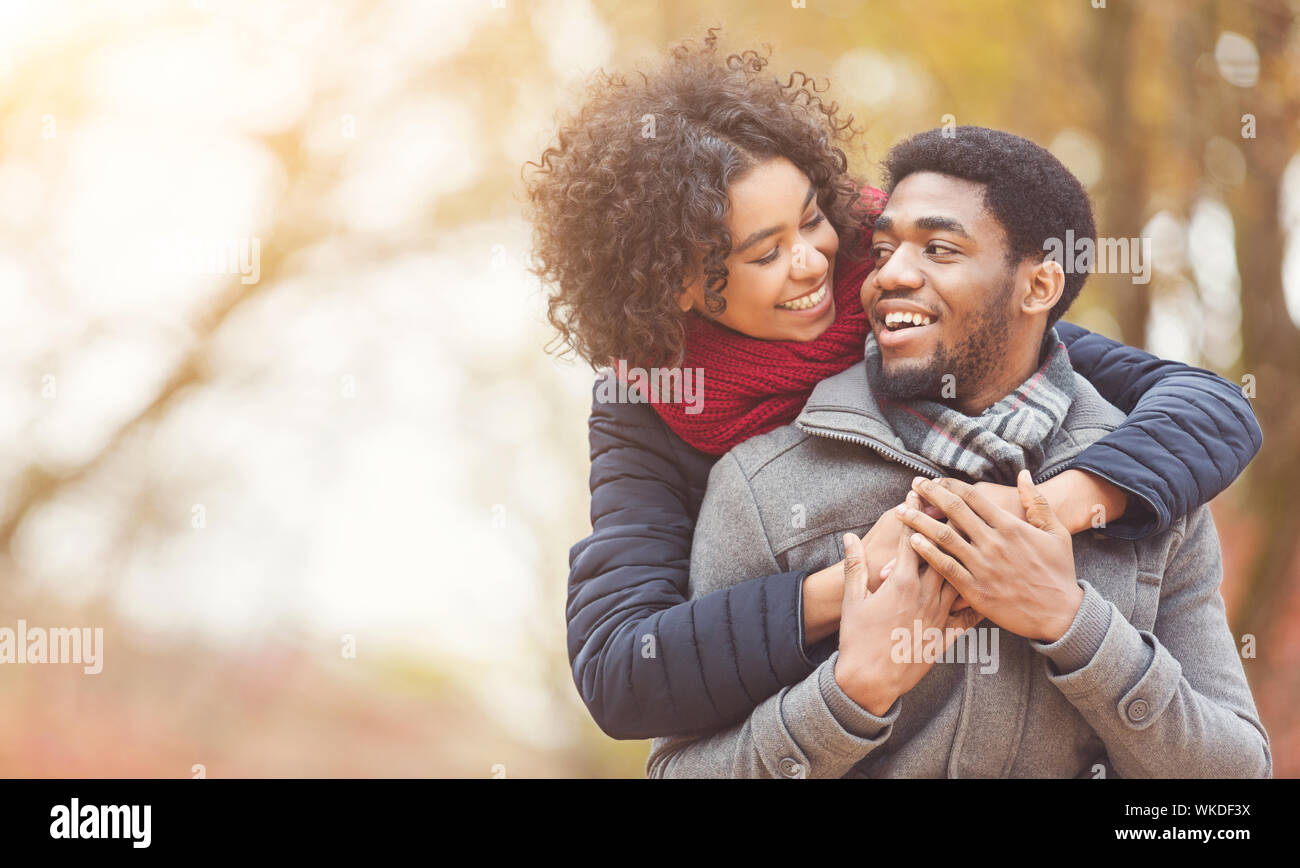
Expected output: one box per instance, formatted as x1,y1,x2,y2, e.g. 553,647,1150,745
1056,321,1262,540
645,452,900,778
1030,506,1271,778
566,376,818,740
646,651,900,778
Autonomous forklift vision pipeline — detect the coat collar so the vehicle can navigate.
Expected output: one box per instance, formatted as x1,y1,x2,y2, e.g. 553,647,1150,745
794,356,1123,481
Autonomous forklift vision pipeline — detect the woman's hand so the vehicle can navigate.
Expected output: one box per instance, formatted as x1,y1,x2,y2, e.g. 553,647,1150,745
897,472,1083,643
801,493,953,646
972,469,1127,535
833,496,984,716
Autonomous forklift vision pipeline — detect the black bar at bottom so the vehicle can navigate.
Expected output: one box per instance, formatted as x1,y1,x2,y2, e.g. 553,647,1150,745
0,778,1286,854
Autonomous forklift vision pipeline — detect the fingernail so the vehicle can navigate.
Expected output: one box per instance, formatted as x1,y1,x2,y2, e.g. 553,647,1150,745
911,533,924,545
912,476,926,488
907,491,918,508
844,532,860,548
880,558,895,578
895,503,907,516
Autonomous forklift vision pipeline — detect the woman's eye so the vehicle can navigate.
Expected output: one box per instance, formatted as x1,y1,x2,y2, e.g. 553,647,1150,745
871,246,892,259
754,214,825,266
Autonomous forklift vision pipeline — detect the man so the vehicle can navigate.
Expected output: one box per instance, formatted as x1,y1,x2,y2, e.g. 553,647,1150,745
645,126,1270,778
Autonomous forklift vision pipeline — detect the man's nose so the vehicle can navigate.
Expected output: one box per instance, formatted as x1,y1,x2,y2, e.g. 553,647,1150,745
874,247,923,292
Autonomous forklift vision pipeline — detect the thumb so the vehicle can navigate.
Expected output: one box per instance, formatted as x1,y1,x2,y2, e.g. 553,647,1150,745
843,532,870,602
1018,469,1066,534
892,493,922,581
945,607,983,638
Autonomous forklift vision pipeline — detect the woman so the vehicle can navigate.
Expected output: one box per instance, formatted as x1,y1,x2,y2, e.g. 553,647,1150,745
523,30,1261,740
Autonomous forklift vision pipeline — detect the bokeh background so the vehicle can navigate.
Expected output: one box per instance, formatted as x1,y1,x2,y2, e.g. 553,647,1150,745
1,0,1297,778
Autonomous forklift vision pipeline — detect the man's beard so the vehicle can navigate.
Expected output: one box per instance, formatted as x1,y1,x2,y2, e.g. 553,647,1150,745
871,282,1014,405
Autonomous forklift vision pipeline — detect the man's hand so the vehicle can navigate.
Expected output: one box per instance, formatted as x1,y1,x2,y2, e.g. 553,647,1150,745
896,471,1083,643
834,495,984,716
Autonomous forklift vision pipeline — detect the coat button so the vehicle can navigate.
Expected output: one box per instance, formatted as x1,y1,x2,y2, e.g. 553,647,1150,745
779,757,805,778
1127,699,1149,722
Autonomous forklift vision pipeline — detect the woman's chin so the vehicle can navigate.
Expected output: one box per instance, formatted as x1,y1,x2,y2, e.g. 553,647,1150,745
780,299,837,341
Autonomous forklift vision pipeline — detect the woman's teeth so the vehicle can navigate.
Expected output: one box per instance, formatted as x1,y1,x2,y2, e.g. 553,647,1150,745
883,311,935,329
776,284,827,311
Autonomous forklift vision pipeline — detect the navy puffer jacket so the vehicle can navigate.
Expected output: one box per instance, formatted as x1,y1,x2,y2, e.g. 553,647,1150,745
565,321,1262,740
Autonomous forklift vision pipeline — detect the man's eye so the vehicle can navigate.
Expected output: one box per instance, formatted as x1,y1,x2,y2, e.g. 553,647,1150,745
926,242,957,256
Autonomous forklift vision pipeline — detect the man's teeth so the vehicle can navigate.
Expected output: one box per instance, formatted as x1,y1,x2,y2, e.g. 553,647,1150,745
883,311,935,328
776,284,827,311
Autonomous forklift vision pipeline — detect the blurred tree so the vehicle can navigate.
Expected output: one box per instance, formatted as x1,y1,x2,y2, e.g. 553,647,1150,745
1216,0,1300,650
1087,0,1150,350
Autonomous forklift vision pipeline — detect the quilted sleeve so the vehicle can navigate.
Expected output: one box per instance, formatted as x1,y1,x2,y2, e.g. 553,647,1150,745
566,373,819,740
1056,321,1262,539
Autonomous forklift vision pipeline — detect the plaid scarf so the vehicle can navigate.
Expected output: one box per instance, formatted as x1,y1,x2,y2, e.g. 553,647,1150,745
865,329,1075,484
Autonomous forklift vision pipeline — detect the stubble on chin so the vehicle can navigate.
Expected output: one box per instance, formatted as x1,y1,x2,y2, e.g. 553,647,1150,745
871,306,1012,405
872,348,951,402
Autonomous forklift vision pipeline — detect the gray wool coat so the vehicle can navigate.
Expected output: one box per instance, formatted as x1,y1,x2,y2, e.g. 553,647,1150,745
646,361,1270,779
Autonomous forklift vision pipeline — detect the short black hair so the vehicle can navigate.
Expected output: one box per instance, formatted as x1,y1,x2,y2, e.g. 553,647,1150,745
881,126,1096,326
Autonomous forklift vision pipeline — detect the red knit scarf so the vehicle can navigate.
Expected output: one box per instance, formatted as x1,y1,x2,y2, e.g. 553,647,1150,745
646,188,885,456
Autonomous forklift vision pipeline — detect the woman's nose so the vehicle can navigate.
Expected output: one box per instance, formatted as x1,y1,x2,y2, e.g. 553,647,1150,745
791,241,829,278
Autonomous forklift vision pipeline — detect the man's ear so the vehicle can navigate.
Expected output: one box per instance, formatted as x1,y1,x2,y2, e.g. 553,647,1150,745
1021,258,1065,317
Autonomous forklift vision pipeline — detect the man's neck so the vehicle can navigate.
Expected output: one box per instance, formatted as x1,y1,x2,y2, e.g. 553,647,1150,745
947,329,1052,416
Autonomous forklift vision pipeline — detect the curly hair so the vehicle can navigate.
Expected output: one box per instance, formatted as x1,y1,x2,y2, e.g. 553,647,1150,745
523,27,871,369
882,126,1097,327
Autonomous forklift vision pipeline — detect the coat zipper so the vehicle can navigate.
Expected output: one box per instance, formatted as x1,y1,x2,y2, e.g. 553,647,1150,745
797,424,943,478
801,422,1083,485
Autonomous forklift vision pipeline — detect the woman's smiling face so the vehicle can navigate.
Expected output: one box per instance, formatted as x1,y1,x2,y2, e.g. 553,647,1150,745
678,157,840,341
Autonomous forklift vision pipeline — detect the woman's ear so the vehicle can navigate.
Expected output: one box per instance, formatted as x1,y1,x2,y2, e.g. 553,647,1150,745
677,272,700,313
678,255,704,314
1021,258,1065,317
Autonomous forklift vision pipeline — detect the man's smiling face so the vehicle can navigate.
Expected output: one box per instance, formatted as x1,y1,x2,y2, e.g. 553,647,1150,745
860,171,1026,406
